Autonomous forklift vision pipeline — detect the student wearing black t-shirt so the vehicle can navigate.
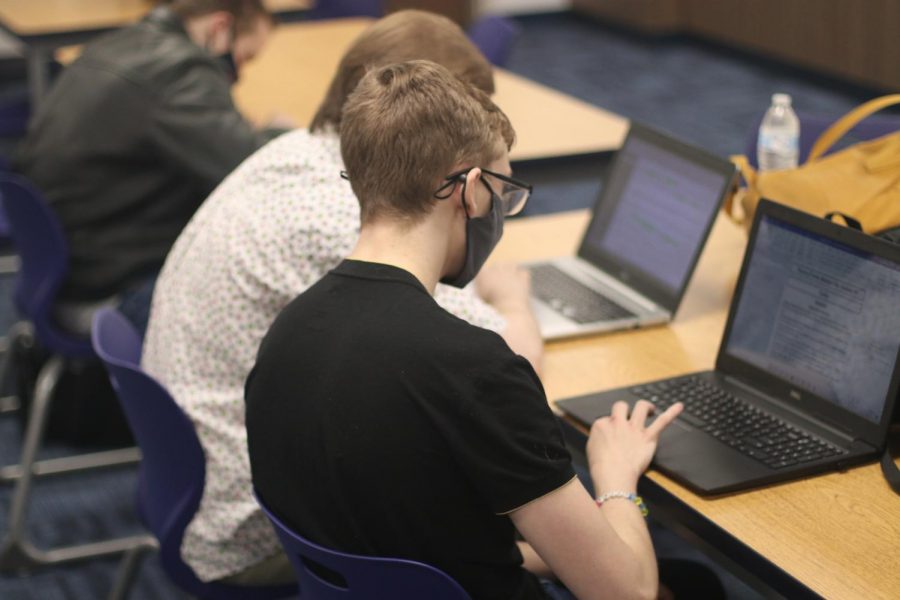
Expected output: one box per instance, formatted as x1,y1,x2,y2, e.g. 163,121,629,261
246,60,684,600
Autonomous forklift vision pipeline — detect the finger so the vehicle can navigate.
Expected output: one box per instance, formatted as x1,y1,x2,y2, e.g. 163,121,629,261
630,400,654,427
610,400,629,421
590,415,610,433
645,402,684,438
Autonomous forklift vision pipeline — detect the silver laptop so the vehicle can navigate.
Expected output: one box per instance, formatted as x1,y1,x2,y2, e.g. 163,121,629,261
529,123,737,340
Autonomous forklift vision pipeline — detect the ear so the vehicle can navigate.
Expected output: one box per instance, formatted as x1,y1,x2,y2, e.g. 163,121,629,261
208,11,235,44
460,167,482,216
209,10,234,28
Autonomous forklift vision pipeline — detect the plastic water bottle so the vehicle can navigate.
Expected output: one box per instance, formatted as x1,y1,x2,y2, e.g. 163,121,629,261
757,93,800,171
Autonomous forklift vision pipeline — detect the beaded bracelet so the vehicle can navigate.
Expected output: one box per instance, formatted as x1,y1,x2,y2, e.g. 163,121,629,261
595,491,649,517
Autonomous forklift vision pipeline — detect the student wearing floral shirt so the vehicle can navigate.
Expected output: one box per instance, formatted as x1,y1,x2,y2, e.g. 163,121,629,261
142,10,543,586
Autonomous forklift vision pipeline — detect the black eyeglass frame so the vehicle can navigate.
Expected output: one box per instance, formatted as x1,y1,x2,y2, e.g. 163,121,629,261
432,167,533,216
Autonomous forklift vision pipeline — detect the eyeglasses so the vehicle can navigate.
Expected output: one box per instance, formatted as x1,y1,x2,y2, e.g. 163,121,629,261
433,167,532,217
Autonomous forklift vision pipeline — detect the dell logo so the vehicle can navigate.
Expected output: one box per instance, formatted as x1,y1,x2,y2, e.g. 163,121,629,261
789,390,802,401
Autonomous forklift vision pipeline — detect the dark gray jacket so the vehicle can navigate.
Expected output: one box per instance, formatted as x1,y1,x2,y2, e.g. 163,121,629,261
15,7,278,301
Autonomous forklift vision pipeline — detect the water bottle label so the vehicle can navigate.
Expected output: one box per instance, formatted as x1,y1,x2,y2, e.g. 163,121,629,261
758,129,799,170
759,132,799,154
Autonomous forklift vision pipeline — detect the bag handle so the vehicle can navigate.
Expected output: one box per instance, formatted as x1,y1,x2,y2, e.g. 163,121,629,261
807,94,900,162
882,444,900,495
730,155,757,188
824,211,863,230
724,155,756,223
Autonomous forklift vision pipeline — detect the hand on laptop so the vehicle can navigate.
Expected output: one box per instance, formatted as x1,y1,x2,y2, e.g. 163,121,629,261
587,400,684,492
475,263,532,311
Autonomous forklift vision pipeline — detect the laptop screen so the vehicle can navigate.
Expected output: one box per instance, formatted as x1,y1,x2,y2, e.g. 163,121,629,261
581,135,730,295
724,214,900,423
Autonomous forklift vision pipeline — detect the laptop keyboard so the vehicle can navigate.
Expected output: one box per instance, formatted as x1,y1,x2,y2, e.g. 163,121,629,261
631,376,847,470
530,264,636,324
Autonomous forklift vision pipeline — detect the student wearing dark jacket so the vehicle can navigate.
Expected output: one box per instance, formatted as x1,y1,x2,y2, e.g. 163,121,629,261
14,0,287,334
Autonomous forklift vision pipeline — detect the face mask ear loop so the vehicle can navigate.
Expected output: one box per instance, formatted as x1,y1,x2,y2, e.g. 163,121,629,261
203,29,215,54
460,176,471,219
228,21,238,55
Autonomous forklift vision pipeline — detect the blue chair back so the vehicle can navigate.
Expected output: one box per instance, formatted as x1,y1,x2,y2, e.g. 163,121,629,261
0,173,92,357
256,492,470,600
92,309,295,599
467,15,522,67
0,161,13,245
307,0,382,19
744,111,900,169
0,95,29,138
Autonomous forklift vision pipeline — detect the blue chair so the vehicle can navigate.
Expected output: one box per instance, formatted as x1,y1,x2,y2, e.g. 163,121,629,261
0,198,12,255
744,111,900,169
0,149,18,253
0,156,21,410
467,15,522,67
0,174,143,572
256,491,470,600
92,308,297,600
306,0,382,19
0,94,29,139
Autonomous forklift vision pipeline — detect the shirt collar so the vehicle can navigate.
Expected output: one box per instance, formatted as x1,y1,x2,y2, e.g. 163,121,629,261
143,5,191,40
333,260,430,296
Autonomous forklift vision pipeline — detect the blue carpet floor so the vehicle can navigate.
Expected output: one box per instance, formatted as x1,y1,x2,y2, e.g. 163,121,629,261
509,12,888,217
0,10,891,599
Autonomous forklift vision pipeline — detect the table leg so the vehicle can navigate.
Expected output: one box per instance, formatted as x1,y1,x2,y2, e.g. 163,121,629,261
26,47,50,108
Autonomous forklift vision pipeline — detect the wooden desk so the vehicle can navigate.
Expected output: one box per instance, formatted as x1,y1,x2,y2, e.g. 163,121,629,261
0,0,306,35
495,210,900,599
0,0,310,103
232,18,629,162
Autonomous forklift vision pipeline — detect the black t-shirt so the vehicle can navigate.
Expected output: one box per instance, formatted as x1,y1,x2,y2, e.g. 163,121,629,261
246,260,575,600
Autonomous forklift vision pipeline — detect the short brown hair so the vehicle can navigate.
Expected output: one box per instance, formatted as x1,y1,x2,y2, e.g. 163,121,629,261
167,0,271,33
310,10,494,132
341,60,515,226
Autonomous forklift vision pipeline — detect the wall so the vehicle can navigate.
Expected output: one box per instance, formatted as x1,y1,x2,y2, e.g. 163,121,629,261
572,0,900,91
572,0,682,33
682,0,900,92
476,0,571,15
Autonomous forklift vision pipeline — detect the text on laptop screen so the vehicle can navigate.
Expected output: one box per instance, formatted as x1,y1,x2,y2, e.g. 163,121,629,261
582,137,727,293
725,215,900,422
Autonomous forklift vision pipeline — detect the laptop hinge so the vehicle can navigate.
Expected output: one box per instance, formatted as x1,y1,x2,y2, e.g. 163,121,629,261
724,375,857,445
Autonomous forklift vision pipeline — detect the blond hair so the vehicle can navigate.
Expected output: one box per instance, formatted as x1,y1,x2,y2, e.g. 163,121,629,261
310,10,494,132
341,60,515,225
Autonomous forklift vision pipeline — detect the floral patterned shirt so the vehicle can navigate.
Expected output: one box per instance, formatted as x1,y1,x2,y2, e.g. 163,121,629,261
142,128,506,582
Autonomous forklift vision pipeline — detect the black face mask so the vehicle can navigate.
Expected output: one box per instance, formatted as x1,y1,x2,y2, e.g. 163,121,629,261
217,51,239,84
206,26,239,84
441,183,505,289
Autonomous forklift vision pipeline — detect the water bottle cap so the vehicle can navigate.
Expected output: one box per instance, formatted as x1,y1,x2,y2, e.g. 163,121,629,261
772,93,792,106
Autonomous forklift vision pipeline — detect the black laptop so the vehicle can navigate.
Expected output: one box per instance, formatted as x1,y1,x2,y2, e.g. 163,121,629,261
557,200,900,495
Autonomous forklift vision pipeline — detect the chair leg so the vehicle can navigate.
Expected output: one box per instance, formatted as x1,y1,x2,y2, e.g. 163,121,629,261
1,355,63,549
0,322,33,414
0,255,19,276
107,539,158,600
0,336,142,484
0,395,19,414
0,447,142,482
0,356,150,572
